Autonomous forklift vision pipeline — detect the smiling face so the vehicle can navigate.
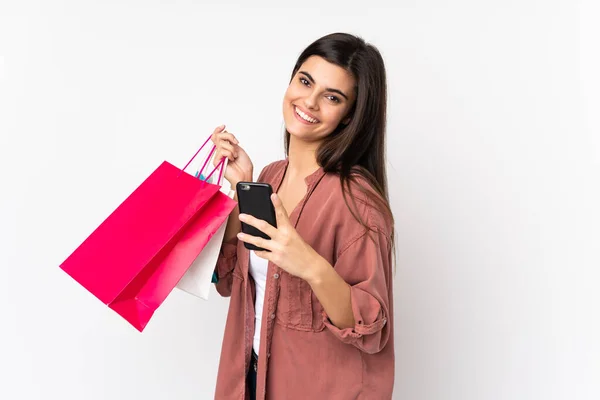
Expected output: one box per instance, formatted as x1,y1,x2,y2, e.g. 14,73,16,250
282,56,357,144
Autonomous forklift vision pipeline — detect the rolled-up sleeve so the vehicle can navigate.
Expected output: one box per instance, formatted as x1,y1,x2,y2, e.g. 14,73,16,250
214,236,238,297
322,226,392,354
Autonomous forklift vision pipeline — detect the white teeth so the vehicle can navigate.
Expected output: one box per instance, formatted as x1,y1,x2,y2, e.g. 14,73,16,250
295,106,317,123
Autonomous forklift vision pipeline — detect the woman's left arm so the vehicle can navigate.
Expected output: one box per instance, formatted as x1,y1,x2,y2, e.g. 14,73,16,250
237,193,392,354
305,257,355,329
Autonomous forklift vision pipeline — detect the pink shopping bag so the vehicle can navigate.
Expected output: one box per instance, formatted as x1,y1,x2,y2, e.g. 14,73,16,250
59,136,236,331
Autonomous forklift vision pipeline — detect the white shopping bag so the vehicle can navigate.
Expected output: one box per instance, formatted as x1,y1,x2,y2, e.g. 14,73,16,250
176,157,235,299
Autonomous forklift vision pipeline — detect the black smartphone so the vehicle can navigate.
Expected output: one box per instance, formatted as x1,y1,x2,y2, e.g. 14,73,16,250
236,182,277,251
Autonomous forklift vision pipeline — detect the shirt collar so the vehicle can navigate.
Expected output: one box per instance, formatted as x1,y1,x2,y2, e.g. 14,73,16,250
279,158,326,188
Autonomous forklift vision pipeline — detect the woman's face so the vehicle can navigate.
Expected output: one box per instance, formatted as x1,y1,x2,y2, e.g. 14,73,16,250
282,55,356,144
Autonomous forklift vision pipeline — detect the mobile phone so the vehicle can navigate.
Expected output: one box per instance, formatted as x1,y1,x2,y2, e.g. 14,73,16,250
236,182,277,251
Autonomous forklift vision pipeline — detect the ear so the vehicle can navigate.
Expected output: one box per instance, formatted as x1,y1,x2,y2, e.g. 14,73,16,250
342,115,352,125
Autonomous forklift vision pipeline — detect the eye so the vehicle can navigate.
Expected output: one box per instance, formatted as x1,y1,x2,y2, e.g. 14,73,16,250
327,95,340,103
299,77,310,86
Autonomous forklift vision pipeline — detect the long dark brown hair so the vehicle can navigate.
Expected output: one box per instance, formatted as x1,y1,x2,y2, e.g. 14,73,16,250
285,33,395,257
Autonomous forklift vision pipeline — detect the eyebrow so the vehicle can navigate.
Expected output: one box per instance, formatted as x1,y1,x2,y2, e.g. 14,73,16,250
299,71,349,100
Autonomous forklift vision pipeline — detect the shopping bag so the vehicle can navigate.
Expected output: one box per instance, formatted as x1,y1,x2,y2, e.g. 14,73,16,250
59,135,237,331
176,158,234,300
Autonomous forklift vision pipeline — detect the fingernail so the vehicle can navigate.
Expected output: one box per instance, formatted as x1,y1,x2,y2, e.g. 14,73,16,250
239,214,246,220
237,233,243,239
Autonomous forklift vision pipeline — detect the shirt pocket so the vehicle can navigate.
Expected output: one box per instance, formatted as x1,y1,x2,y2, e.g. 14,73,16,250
281,274,314,331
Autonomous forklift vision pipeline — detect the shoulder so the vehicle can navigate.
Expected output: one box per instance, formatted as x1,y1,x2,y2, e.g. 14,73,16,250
257,160,287,182
315,171,393,241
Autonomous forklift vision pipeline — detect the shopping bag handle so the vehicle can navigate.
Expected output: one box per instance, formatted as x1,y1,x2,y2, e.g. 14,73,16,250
202,155,226,184
213,157,228,186
180,134,212,173
178,134,227,185
195,142,228,185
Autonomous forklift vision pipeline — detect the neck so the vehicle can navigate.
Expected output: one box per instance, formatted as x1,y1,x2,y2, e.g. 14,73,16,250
286,135,321,180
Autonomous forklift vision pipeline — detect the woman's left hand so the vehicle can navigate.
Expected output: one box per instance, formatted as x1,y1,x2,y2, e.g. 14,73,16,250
237,193,322,283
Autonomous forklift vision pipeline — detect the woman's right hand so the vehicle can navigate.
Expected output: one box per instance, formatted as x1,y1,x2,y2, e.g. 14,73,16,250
210,124,254,186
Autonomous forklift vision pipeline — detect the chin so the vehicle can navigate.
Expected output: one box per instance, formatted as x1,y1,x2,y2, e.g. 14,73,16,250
287,127,331,146
285,125,311,140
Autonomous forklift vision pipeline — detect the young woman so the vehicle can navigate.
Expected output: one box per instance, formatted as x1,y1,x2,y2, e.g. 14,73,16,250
210,32,395,400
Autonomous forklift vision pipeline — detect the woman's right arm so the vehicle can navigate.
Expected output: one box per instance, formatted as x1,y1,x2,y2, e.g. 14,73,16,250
209,125,253,297
214,187,245,297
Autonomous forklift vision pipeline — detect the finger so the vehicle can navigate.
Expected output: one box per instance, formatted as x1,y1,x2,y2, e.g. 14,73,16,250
237,232,273,251
213,124,226,133
271,193,290,226
218,141,237,158
211,125,226,143
238,213,277,238
253,250,273,262
213,140,237,163
216,131,239,145
215,149,236,162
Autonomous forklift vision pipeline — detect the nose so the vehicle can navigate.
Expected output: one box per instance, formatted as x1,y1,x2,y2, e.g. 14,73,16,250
303,89,319,111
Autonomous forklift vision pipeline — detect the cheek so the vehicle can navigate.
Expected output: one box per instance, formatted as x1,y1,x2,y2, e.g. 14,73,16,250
284,85,301,102
322,107,346,125
282,89,294,113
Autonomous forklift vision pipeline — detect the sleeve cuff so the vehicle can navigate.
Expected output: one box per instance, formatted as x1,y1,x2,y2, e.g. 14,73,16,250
321,286,388,344
215,237,238,279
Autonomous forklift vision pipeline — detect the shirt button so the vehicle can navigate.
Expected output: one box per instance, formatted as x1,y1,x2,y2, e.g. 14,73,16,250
270,313,276,320
267,353,271,358
273,273,279,279
383,318,387,325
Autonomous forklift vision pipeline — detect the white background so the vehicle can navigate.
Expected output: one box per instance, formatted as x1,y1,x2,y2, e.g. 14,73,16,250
1,1,599,399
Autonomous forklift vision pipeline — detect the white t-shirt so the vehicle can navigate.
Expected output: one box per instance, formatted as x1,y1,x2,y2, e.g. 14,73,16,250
248,250,269,354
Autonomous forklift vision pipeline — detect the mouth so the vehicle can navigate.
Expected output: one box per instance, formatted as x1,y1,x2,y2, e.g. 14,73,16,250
293,105,319,124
